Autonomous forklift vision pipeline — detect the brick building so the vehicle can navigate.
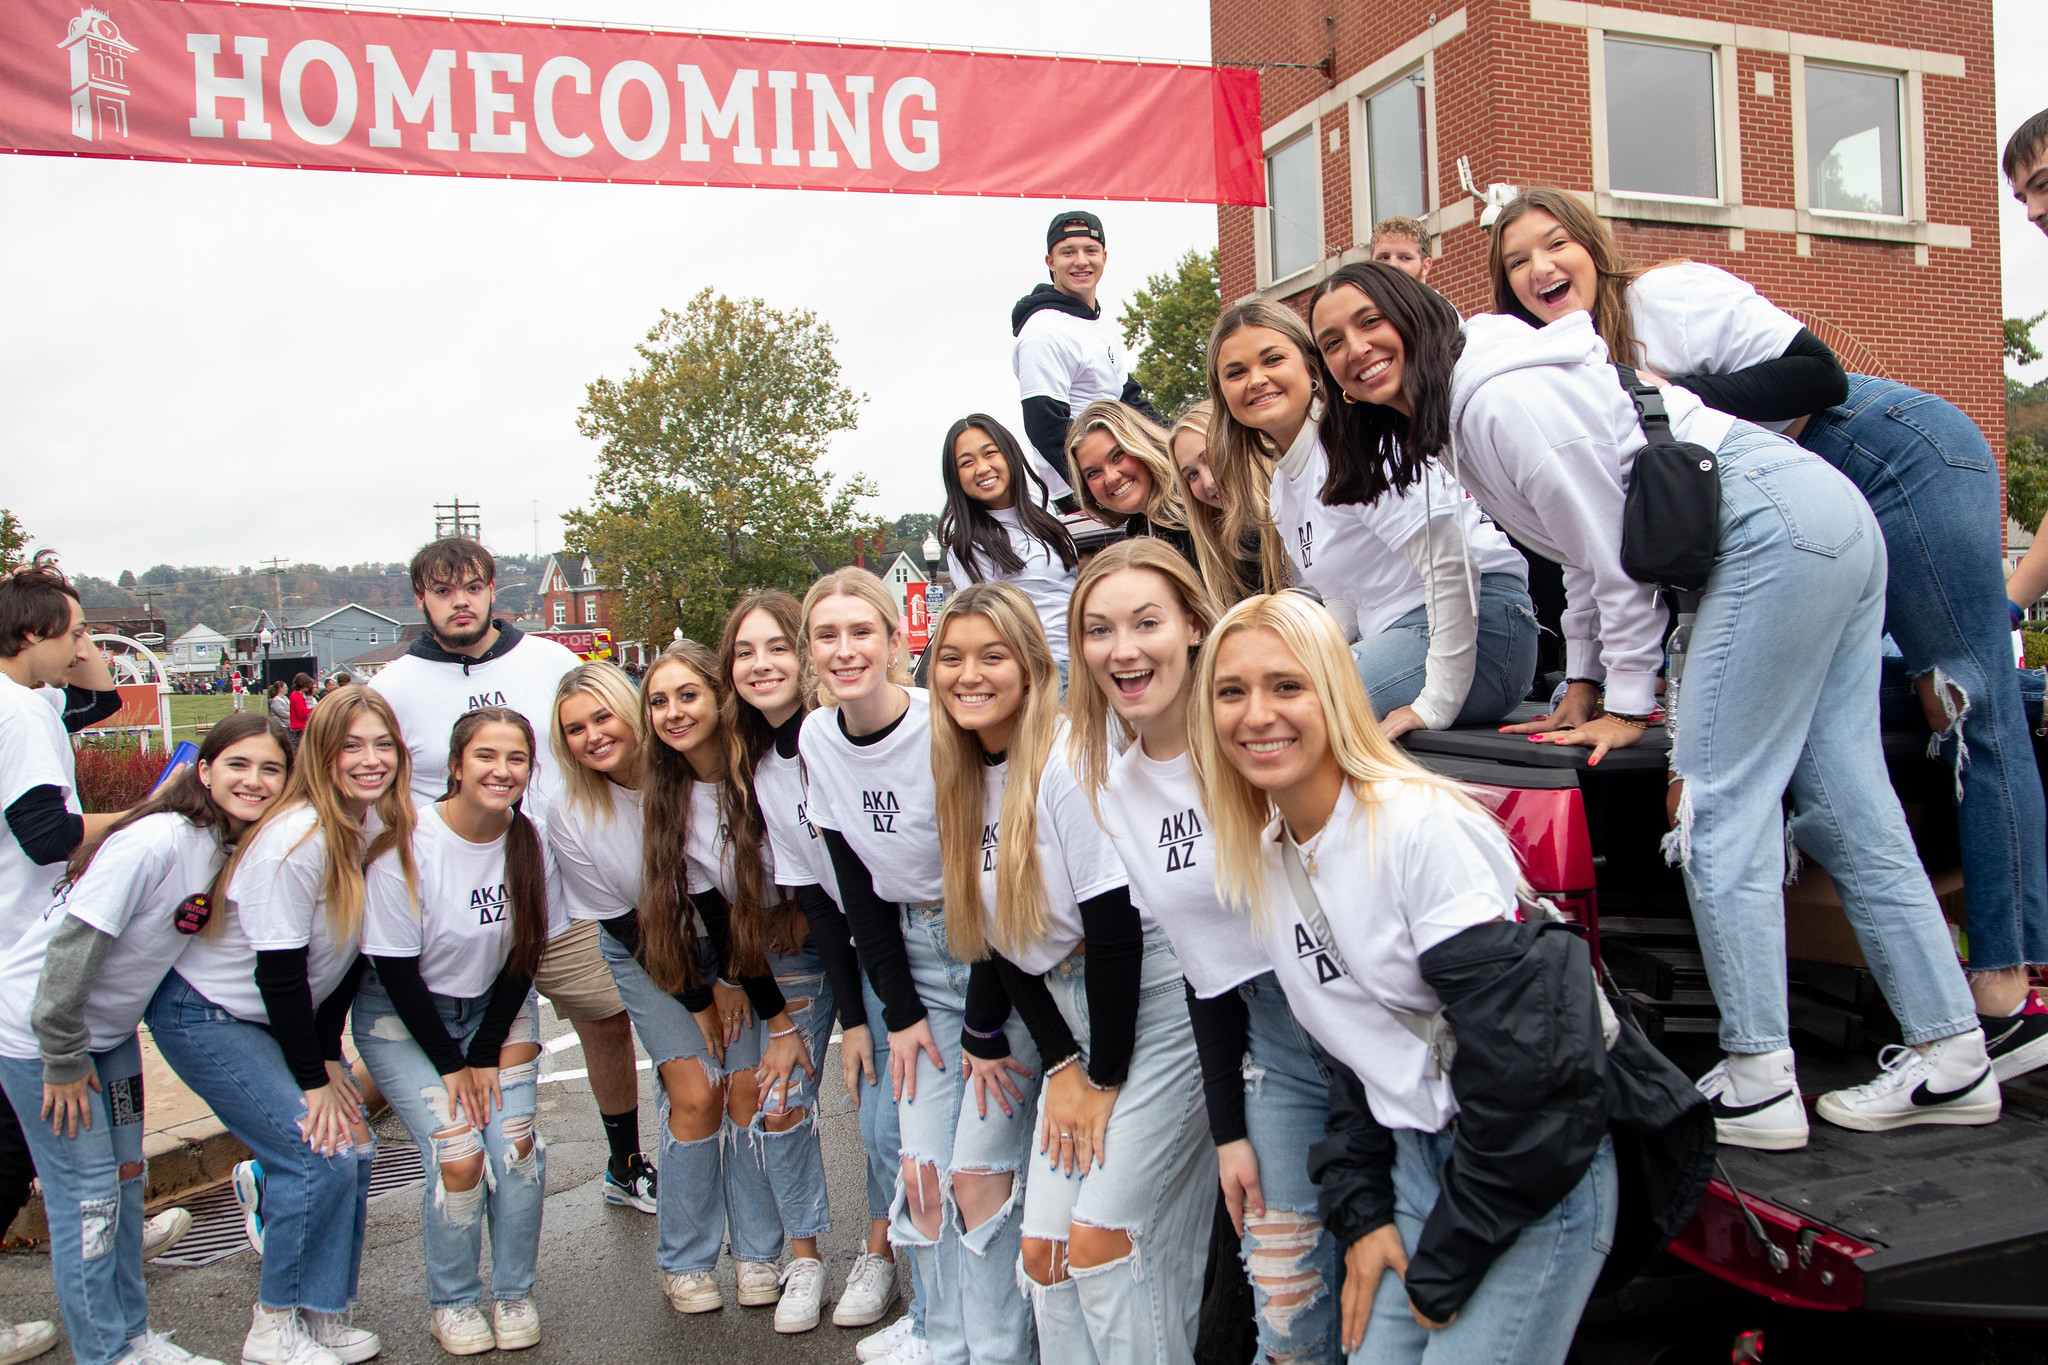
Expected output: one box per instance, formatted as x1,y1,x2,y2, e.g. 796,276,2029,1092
1211,0,2004,454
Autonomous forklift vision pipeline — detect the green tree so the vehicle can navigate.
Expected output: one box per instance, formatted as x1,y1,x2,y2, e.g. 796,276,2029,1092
568,290,879,645
2010,434,2048,532
117,569,136,588
1120,248,1222,419
883,512,941,562
2008,312,2046,369
0,511,27,572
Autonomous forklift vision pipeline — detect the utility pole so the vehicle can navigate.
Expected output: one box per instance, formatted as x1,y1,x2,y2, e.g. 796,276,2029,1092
434,497,481,542
532,500,539,558
259,557,286,623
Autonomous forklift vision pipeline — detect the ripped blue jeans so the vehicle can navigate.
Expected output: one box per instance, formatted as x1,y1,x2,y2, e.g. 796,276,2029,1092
352,973,544,1308
723,944,836,1262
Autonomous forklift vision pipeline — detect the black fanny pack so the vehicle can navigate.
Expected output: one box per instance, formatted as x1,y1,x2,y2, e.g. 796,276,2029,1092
1616,364,1719,591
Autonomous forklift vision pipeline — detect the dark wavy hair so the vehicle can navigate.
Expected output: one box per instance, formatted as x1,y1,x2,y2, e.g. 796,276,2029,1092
1307,262,1465,506
637,641,729,992
444,706,551,980
716,589,809,976
938,415,1077,583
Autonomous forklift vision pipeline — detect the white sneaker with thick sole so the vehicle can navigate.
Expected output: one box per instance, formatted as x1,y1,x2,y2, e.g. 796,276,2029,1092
736,1260,783,1307
142,1208,195,1261
773,1258,825,1333
878,1332,935,1365
231,1161,265,1257
0,1319,57,1365
240,1306,340,1365
491,1299,540,1352
1817,1031,2003,1132
127,1328,224,1365
834,1251,898,1328
856,1316,916,1363
1697,1049,1809,1151
428,1306,494,1357
664,1272,723,1314
303,1311,378,1364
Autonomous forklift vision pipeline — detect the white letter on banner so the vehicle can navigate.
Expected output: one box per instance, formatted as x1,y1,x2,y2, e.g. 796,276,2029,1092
188,35,271,139
676,66,760,164
806,73,872,169
881,77,938,172
600,61,669,161
534,56,592,157
366,46,457,150
766,71,799,166
468,53,525,153
280,41,356,145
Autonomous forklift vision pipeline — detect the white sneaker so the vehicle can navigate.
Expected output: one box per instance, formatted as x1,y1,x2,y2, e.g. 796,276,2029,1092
303,1311,378,1364
427,1306,494,1357
735,1260,783,1307
878,1332,935,1365
856,1316,916,1363
0,1318,57,1365
240,1306,341,1365
664,1272,723,1314
231,1161,265,1257
773,1258,825,1334
834,1251,898,1328
127,1328,224,1365
142,1208,195,1260
1697,1049,1809,1151
1817,1031,2003,1132
490,1299,539,1352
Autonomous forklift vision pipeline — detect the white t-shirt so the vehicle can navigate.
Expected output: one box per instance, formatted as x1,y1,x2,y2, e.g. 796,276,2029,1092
174,803,373,1023
684,778,756,900
546,782,643,921
362,803,570,999
1099,742,1265,999
754,743,836,899
0,813,221,1060
1255,780,1519,1133
1014,301,1137,499
0,675,79,953
974,731,1133,977
1628,263,1806,435
946,507,1078,665
800,691,944,904
370,631,581,813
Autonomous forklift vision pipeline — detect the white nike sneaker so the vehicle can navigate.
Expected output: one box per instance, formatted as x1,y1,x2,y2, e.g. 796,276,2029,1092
1697,1048,1808,1151
0,1318,56,1365
878,1332,934,1365
142,1208,194,1261
735,1260,783,1307
834,1252,898,1328
1817,1030,2002,1132
856,1316,916,1363
773,1257,825,1333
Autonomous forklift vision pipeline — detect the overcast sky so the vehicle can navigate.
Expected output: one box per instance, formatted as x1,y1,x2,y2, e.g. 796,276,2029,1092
4,0,2045,581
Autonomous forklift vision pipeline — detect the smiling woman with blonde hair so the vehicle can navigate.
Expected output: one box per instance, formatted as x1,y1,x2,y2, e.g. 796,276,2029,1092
1064,400,1197,563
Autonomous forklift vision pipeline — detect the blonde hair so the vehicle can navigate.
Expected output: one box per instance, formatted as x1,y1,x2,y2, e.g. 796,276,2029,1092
1188,592,1490,927
549,661,645,823
1064,400,1190,533
1370,215,1429,251
1064,539,1220,809
224,685,418,946
928,583,1064,963
1203,299,1305,597
1170,402,1252,607
800,566,915,708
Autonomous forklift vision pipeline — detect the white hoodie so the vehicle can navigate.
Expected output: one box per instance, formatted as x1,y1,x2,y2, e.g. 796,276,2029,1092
1446,312,1736,717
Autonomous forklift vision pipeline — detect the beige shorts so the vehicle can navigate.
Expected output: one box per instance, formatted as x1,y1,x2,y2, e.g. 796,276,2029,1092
531,918,627,1023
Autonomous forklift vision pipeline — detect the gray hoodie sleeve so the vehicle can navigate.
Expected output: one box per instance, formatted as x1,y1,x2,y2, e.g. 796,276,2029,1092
33,915,116,1085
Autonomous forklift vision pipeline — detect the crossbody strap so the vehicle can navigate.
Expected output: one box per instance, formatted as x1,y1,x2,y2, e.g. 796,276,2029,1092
1612,362,1676,444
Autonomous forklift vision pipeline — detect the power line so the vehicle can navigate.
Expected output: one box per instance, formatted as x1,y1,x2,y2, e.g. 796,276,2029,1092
434,497,481,542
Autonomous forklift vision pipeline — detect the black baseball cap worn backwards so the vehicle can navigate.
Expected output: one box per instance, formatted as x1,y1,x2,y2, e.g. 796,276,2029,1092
1046,210,1106,251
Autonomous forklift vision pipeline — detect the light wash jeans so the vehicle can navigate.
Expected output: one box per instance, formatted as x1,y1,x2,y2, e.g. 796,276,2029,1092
864,974,928,1336
599,929,726,1276
351,973,545,1308
1351,573,1539,725
1022,932,1210,1365
1672,423,1977,1052
145,971,373,1314
1801,376,2048,972
1350,1132,1615,1365
890,903,1040,1365
724,944,836,1262
1238,971,1341,1364
0,1036,148,1365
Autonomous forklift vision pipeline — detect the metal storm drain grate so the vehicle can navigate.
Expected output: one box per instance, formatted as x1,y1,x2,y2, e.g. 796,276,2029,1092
149,1143,425,1269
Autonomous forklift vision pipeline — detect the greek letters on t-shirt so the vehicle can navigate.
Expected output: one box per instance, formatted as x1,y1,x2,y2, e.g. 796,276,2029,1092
863,789,900,833
981,821,999,873
472,882,510,926
1294,919,1349,986
1297,519,1314,569
796,800,817,841
1157,808,1202,873
468,690,508,710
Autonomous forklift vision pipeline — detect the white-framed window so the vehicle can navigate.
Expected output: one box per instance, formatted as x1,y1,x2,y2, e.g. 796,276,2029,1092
369,631,378,645
1603,36,1720,202
1803,62,1904,218
1363,69,1429,222
584,598,598,624
553,600,567,626
1266,131,1321,283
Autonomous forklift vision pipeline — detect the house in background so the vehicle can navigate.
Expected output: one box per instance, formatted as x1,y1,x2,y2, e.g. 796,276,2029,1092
167,623,232,676
537,551,645,667
876,551,929,624
230,604,417,678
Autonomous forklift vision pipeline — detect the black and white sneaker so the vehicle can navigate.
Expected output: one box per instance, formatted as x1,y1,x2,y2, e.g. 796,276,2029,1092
1816,1030,2002,1132
1697,1049,1808,1151
602,1153,657,1213
1982,992,2048,1082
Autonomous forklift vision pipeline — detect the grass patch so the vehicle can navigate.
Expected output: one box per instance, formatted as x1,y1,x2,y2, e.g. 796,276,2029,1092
166,693,255,744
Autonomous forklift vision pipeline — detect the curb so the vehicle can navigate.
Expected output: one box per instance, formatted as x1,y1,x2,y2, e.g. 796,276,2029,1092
3,1119,248,1248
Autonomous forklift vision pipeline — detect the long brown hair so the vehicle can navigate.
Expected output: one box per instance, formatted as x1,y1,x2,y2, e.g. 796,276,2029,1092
1203,299,1314,595
637,641,733,993
717,590,811,974
443,707,550,980
1488,188,1646,365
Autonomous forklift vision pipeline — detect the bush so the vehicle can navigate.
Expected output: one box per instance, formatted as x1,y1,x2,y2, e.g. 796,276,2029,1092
71,740,167,814
2025,631,2048,671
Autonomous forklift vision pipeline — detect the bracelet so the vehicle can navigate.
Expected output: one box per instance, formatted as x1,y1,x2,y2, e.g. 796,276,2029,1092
1044,1053,1083,1079
768,1025,799,1039
1564,677,1604,690
1082,1071,1118,1093
1601,712,1650,730
961,1021,1005,1040
716,977,739,989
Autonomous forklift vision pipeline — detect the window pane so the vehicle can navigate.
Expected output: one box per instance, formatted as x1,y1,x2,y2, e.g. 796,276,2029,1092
1806,65,1903,216
1267,134,1318,280
1366,73,1428,221
1605,37,1717,199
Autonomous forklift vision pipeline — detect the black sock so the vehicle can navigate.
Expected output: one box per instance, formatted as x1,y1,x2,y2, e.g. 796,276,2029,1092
601,1107,641,1180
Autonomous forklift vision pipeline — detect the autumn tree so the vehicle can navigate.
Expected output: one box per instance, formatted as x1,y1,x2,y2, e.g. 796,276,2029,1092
0,511,27,572
1119,248,1222,419
568,290,879,646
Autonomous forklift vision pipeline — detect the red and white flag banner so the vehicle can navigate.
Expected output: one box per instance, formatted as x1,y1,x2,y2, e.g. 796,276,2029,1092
0,0,1267,205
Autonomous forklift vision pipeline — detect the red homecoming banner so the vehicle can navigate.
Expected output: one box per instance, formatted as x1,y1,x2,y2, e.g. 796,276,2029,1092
0,0,1266,205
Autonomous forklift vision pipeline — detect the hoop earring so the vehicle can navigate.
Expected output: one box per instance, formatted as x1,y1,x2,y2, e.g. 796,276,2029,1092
1340,390,1358,405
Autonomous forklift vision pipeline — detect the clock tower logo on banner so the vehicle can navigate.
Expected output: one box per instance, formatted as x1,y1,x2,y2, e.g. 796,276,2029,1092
59,7,137,142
